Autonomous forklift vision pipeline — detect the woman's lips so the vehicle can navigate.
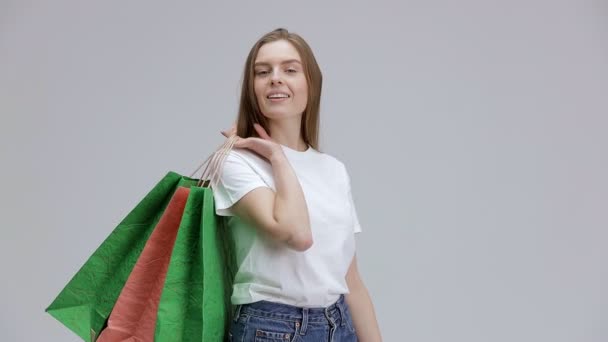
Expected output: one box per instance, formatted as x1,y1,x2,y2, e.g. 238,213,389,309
268,97,289,102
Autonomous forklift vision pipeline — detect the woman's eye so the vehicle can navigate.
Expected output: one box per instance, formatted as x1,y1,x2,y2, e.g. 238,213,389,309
255,69,296,76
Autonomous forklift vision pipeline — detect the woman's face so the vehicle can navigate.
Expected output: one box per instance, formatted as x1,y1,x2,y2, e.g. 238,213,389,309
253,40,308,121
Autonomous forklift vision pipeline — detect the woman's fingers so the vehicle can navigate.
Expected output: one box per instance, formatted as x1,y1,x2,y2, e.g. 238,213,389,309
253,123,272,140
222,123,269,140
220,123,237,137
233,137,247,148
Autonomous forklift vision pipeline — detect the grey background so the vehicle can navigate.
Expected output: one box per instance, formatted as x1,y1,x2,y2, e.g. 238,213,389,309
1,0,607,341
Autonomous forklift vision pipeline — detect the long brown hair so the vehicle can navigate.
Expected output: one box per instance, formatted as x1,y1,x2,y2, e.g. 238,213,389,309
235,28,323,151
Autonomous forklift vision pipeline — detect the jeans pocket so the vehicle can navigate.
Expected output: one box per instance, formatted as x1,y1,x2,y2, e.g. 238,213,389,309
254,328,294,342
248,316,298,342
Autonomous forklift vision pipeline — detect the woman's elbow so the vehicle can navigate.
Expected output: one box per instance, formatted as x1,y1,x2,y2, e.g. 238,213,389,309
285,229,313,251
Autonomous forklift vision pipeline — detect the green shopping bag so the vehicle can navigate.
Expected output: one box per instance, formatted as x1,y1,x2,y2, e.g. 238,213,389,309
95,183,237,342
46,136,239,341
96,186,191,342
154,183,237,341
45,172,192,341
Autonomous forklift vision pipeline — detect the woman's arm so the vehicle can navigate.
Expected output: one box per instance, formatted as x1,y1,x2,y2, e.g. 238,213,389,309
226,123,313,252
345,253,383,341
230,149,313,251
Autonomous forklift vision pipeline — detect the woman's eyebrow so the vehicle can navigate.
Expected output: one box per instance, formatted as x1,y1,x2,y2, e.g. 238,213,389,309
254,59,302,67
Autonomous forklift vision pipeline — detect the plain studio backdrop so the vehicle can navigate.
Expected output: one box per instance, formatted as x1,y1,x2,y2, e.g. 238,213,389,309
1,0,607,341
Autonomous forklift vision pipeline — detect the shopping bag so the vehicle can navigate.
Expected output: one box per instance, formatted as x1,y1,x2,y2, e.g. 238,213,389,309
96,187,190,341
47,135,239,341
96,183,237,342
153,184,236,341
45,172,193,341
150,134,238,342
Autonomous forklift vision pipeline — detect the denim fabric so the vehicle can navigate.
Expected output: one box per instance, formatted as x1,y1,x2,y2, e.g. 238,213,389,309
228,294,357,342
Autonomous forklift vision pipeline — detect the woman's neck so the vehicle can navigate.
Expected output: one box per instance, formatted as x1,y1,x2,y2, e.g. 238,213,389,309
267,117,308,151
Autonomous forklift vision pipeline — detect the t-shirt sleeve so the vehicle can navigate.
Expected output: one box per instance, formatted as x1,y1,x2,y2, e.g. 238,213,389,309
344,165,363,234
211,151,271,217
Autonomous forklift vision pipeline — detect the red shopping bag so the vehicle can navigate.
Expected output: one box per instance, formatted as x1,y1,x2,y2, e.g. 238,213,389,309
96,187,190,341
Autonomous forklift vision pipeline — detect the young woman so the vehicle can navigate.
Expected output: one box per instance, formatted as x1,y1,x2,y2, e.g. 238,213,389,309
214,28,382,342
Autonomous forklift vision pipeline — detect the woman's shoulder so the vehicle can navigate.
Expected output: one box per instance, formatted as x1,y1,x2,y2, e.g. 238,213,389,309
224,147,268,166
310,149,348,174
214,148,271,180
224,146,346,174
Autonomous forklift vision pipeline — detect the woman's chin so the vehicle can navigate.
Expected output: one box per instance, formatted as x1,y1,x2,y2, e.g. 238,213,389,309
260,109,304,120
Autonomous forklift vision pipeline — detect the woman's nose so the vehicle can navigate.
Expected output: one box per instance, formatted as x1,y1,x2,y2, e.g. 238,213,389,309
270,70,283,84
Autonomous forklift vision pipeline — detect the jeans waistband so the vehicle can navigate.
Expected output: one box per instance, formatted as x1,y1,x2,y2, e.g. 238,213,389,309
233,294,348,334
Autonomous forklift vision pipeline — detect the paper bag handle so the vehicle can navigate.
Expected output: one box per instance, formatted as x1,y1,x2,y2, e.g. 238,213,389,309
189,134,238,189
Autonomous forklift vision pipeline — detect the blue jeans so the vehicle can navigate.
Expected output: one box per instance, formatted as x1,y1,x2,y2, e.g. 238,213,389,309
228,294,358,342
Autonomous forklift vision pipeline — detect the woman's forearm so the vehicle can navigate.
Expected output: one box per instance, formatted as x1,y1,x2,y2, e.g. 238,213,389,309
269,150,312,251
346,281,383,341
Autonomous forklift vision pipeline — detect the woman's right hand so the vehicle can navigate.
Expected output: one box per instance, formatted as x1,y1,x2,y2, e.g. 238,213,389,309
220,123,283,162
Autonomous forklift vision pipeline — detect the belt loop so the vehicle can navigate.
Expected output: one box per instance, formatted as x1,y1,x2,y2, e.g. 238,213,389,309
299,307,309,335
337,295,346,327
233,304,242,323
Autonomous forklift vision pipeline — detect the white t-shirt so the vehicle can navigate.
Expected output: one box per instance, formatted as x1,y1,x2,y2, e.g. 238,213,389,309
211,143,362,308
